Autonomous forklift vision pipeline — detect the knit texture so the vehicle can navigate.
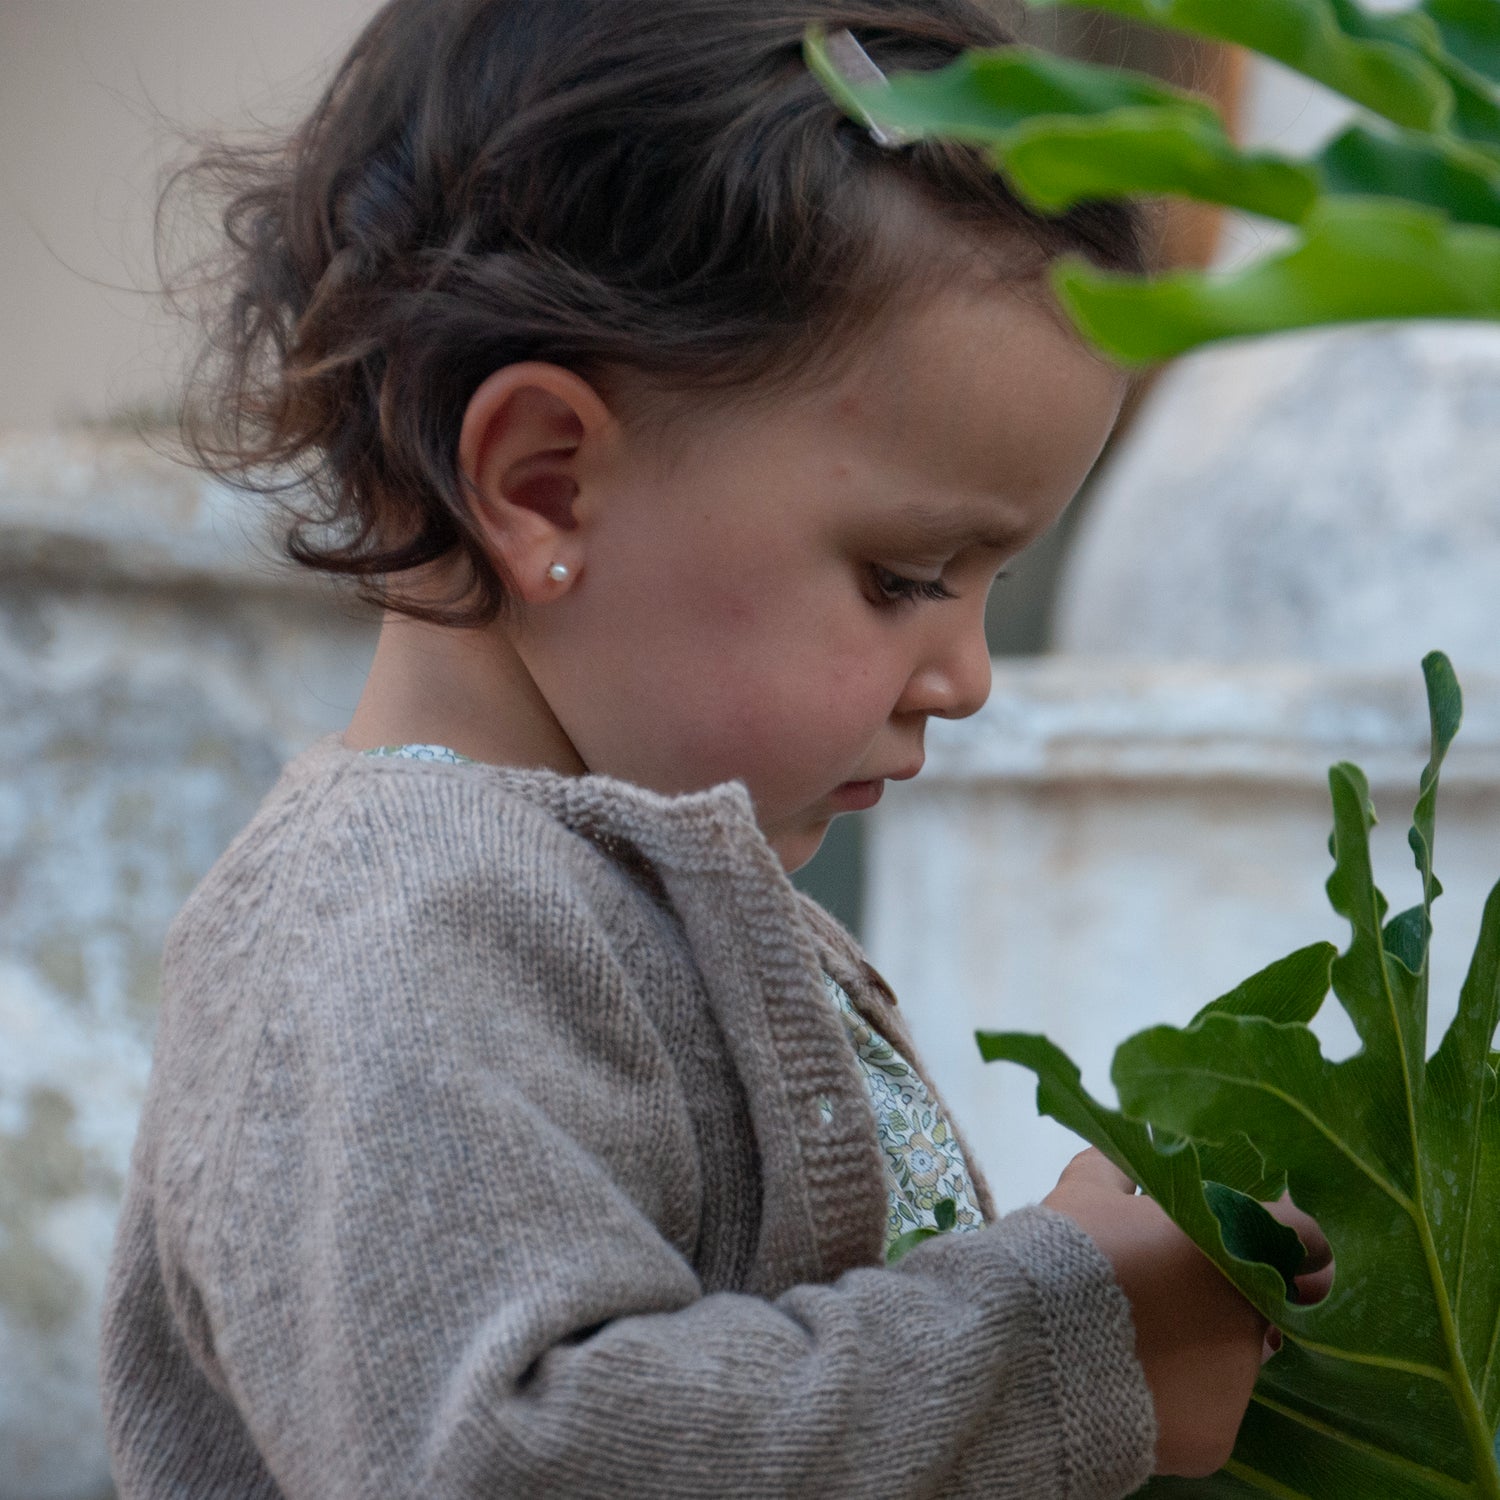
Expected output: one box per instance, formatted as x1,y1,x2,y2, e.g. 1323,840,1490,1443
101,736,1156,1498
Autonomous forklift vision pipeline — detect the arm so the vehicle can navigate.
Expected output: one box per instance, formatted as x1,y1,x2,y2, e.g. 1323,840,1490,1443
181,788,1156,1500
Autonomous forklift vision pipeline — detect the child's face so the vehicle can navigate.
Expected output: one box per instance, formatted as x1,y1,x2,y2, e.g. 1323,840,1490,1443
524,282,1126,871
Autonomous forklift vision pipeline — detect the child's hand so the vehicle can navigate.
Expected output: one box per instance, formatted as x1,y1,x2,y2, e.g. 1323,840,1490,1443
1043,1148,1268,1479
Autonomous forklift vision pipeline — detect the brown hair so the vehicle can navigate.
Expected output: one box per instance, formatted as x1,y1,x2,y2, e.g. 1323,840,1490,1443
168,0,1145,625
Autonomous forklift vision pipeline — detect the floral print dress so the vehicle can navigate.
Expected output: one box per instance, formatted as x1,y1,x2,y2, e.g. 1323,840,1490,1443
366,745,986,1258
819,973,985,1252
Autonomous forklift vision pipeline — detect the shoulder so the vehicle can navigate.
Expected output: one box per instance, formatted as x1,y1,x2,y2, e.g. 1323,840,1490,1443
130,753,721,1359
152,740,690,1128
171,736,654,959
144,738,710,1211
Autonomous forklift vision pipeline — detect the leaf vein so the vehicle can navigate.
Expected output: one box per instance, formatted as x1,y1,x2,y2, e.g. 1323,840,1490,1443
1250,1392,1473,1495
1148,1064,1418,1218
1284,1334,1452,1385
1220,1458,1316,1499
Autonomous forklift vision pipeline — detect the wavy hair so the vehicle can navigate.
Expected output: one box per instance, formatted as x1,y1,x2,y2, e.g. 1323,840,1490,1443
165,0,1145,624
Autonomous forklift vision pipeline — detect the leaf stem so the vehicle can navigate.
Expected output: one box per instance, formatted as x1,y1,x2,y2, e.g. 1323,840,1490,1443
1370,922,1498,1489
1411,1208,1500,1498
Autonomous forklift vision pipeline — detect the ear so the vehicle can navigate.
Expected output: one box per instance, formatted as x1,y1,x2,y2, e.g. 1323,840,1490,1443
457,364,617,604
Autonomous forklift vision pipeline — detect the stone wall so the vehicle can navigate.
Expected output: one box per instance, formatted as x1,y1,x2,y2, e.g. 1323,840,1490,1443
0,432,376,1500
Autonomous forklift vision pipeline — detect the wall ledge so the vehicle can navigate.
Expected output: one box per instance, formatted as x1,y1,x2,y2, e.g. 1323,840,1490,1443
0,429,347,599
923,658,1500,790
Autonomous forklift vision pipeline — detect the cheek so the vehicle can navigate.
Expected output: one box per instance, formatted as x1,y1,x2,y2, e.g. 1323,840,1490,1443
701,647,892,785
553,520,898,790
648,632,886,797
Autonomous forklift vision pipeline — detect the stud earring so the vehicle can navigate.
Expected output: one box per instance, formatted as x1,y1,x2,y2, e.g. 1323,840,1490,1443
547,563,571,583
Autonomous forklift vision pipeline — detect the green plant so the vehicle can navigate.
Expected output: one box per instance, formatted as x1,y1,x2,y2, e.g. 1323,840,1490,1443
887,1196,959,1265
976,654,1499,1498
806,0,1500,362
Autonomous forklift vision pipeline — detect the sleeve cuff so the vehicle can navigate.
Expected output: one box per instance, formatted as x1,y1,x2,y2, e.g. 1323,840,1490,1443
1006,1204,1158,1499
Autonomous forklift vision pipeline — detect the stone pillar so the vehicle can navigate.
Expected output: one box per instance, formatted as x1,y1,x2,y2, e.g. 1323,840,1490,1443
0,432,375,1500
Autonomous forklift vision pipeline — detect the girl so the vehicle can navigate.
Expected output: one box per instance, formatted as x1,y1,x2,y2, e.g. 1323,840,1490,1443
102,2,1297,1494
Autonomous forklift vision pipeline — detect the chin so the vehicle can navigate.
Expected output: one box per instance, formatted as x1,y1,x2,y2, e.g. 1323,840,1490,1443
770,821,832,876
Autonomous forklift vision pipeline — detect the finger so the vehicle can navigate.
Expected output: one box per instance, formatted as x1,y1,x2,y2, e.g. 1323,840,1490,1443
1268,1193,1331,1270
1058,1147,1137,1196
1293,1261,1336,1306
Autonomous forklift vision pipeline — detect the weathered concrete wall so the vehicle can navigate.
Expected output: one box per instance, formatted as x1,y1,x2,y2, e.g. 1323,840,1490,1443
1057,324,1500,668
0,432,376,1500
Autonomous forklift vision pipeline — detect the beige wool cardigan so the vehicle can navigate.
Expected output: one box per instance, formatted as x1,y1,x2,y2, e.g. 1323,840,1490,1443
101,736,1156,1498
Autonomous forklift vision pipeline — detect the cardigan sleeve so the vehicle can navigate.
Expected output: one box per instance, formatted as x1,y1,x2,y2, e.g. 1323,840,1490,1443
103,769,1155,1500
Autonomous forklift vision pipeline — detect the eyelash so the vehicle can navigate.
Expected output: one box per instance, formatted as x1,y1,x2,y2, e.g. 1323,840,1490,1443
868,566,960,608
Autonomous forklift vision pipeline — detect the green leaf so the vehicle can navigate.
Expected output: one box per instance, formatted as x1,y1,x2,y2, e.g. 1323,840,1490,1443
1421,0,1500,82
998,108,1321,222
1344,1,1500,155
1188,943,1337,1201
885,1198,960,1264
1408,651,1464,952
1031,0,1500,158
988,657,1500,1495
1193,1131,1287,1204
810,45,1321,223
833,42,1500,230
808,42,1207,142
1190,942,1337,1029
1317,125,1500,231
1203,1181,1308,1294
886,1225,942,1265
975,1030,1302,1313
1034,0,1454,131
1323,756,1425,1080
1052,199,1500,365
1423,48,1500,159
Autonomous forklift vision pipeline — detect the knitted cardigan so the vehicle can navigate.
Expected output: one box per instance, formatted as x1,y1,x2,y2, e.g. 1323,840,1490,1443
101,736,1156,1499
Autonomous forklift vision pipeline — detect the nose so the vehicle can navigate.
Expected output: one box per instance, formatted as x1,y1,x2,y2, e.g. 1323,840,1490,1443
897,613,993,721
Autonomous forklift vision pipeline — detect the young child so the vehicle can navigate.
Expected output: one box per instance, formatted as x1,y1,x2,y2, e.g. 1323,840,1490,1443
101,1,1286,1494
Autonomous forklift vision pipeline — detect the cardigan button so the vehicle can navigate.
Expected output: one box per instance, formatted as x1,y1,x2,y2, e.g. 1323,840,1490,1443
817,1096,835,1126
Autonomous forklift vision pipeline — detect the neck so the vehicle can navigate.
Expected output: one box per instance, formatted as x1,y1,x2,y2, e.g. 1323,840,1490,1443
343,609,586,775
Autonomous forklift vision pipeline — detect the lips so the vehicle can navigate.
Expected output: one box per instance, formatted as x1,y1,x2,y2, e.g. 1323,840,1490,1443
829,761,923,813
829,780,885,811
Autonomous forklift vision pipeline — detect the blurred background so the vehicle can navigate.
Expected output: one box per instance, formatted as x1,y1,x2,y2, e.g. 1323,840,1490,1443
5,2,1500,1495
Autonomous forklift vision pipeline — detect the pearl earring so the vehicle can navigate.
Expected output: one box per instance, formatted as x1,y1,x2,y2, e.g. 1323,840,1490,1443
547,563,571,583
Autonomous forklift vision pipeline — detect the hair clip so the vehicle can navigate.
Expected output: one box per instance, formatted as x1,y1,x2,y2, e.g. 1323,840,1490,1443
820,29,913,150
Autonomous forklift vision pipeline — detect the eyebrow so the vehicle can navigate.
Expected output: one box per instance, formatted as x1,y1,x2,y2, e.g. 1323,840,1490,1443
879,499,1031,555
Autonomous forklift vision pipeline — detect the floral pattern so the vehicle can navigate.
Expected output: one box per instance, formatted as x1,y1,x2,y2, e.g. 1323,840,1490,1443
821,973,985,1253
365,748,984,1258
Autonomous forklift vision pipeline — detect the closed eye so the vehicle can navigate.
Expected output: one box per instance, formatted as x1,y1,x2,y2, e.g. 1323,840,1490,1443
868,566,959,608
